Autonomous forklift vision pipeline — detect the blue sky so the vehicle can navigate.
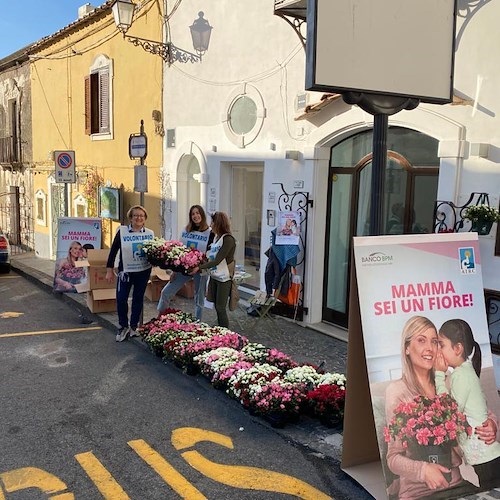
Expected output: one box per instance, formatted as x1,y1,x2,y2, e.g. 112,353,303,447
0,1,106,59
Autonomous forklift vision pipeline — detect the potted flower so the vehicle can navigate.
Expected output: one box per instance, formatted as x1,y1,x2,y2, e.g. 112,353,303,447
226,363,281,407
463,204,500,235
250,380,308,427
384,393,471,482
283,365,322,389
306,383,346,428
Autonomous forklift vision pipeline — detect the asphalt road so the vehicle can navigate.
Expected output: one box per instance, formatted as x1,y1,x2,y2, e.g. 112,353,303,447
0,271,362,499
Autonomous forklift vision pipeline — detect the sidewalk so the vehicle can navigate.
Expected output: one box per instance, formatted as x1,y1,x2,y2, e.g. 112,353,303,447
10,252,349,466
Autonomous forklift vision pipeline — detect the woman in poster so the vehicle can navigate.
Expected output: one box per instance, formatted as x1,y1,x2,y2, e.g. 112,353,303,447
385,316,498,499
157,205,213,320
105,205,154,342
54,240,85,292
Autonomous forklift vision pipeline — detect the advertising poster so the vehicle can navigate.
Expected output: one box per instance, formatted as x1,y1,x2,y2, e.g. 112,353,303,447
99,186,121,220
53,217,102,293
275,211,300,245
353,233,500,499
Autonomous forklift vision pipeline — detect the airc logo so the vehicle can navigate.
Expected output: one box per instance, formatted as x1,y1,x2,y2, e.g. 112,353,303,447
459,247,476,274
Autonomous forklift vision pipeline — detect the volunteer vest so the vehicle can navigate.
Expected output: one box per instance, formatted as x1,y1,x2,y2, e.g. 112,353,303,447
180,228,211,254
119,226,154,272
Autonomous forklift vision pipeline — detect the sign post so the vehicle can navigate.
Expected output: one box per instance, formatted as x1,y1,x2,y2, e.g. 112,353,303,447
54,150,76,184
129,120,148,207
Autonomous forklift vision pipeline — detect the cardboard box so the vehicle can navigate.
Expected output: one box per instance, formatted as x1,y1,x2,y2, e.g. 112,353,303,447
145,267,170,302
177,279,195,299
75,249,116,291
87,288,116,313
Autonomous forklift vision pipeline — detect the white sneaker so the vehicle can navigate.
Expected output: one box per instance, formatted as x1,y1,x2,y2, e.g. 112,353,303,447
116,327,129,342
129,328,140,338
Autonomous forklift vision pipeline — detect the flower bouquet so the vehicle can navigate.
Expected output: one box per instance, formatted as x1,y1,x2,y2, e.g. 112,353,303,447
58,264,85,284
250,380,307,427
226,363,281,407
241,343,269,363
194,347,246,386
306,383,346,428
265,349,298,373
143,238,205,273
384,393,471,480
283,365,322,389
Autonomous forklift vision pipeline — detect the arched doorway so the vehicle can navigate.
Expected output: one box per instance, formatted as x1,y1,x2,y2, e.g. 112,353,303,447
323,127,440,327
176,154,202,234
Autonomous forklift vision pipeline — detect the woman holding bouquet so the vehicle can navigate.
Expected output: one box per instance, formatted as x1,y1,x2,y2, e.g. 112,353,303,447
384,316,497,499
54,240,85,292
189,211,236,328
157,205,213,321
105,205,154,342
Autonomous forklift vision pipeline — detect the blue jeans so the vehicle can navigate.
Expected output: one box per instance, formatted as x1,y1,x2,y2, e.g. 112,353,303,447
116,268,151,330
157,272,207,321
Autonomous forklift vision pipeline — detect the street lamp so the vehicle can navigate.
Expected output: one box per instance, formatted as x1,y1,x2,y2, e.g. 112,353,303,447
111,0,212,64
189,12,213,57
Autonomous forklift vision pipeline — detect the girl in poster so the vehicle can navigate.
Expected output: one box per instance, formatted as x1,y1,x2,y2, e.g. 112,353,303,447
435,319,500,489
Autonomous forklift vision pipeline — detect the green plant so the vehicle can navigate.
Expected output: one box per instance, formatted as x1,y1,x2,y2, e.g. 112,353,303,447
82,170,103,217
463,204,500,222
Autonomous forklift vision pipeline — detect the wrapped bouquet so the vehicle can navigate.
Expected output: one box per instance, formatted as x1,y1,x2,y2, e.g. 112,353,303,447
143,238,205,273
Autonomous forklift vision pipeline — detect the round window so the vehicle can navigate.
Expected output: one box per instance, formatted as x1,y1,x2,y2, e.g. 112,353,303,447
228,96,257,135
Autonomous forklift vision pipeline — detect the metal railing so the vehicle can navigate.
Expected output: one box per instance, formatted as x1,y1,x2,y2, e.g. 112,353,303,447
0,197,34,255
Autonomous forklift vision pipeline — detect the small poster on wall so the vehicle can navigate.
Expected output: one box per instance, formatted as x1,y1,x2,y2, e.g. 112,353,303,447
275,211,300,245
346,233,500,499
53,217,102,293
99,186,122,221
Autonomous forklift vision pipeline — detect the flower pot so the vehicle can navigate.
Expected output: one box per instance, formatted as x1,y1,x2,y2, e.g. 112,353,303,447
471,219,493,236
409,443,452,483
184,363,200,376
261,411,299,428
149,345,164,357
319,414,343,430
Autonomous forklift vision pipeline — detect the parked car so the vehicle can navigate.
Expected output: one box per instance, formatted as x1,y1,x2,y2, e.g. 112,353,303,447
0,229,11,273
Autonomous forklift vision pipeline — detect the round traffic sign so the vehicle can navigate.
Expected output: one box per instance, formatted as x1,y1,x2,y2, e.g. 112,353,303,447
56,152,73,169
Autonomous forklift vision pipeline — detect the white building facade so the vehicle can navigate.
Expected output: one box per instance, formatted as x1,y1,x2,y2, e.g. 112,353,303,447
160,0,500,357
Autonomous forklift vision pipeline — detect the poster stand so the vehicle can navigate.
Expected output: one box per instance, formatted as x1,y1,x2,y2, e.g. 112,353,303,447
342,259,386,498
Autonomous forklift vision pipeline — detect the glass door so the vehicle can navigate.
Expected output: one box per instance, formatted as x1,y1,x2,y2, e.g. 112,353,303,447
323,150,438,327
231,165,263,288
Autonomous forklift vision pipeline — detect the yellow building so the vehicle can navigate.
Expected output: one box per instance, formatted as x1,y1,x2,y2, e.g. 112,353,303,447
31,0,164,257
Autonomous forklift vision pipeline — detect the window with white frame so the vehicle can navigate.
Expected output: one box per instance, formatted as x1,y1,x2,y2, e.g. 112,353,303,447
73,193,88,218
35,189,47,226
85,54,113,139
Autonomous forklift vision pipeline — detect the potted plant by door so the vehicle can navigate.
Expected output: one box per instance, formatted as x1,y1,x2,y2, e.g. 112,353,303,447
463,204,500,235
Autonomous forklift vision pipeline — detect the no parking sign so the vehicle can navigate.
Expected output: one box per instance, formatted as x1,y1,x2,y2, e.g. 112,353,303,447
54,150,76,183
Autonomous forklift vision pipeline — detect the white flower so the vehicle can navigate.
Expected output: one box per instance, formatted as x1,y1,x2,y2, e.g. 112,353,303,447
317,372,347,387
283,365,321,386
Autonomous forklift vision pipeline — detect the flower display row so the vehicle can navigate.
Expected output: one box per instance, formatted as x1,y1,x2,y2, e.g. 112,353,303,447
142,238,205,273
137,310,346,428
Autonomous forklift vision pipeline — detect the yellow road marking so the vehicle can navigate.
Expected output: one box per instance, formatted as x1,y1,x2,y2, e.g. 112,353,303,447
0,326,102,338
0,312,24,318
173,428,332,500
75,452,130,499
128,439,207,500
0,467,74,499
0,275,20,278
